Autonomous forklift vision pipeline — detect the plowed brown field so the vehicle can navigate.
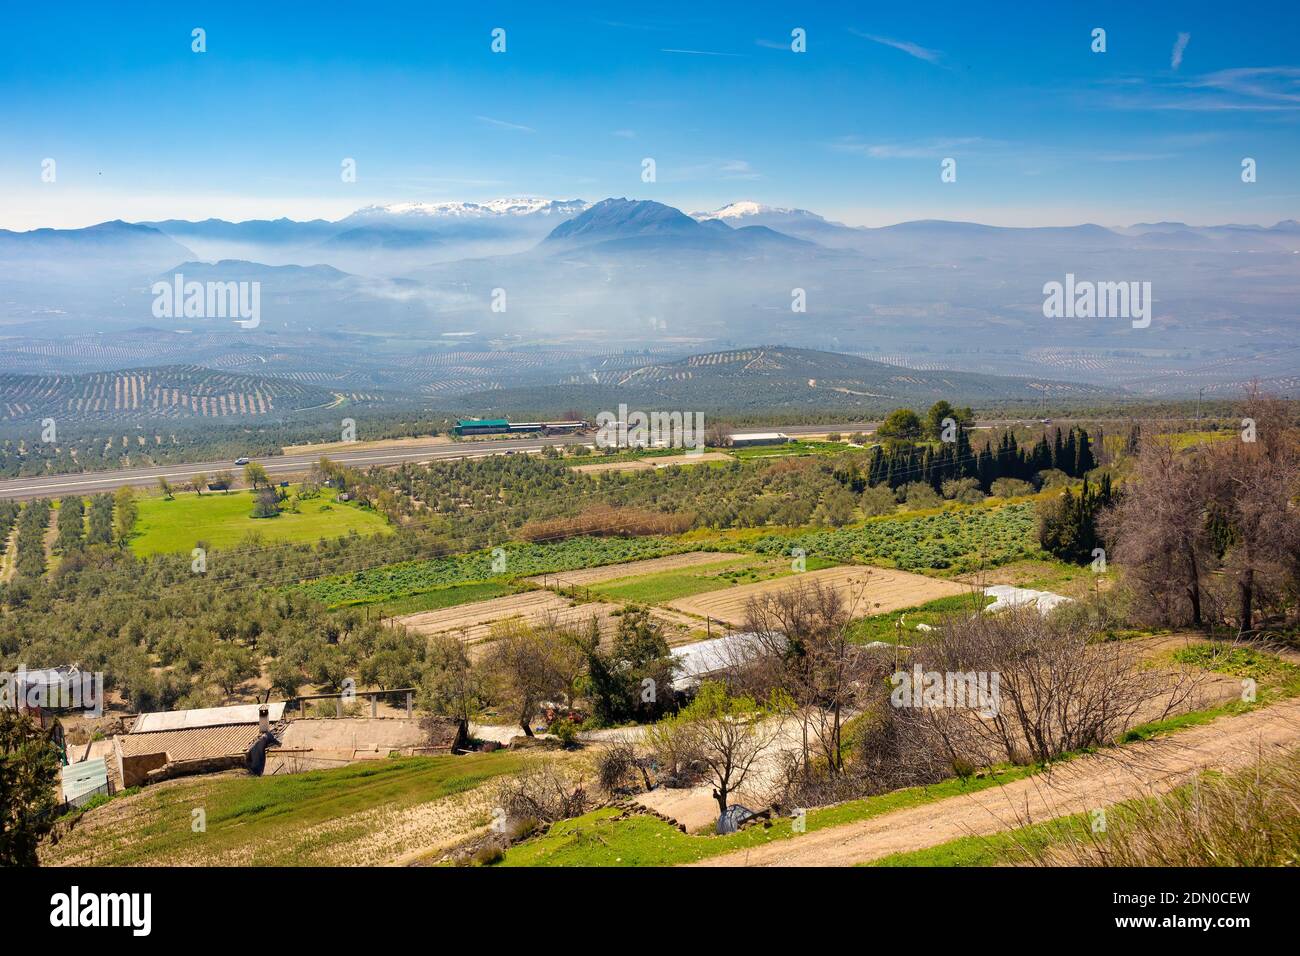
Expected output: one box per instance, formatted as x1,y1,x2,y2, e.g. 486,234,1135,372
667,565,972,626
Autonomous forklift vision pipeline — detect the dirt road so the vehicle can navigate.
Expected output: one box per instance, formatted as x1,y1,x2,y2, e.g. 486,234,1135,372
692,695,1300,867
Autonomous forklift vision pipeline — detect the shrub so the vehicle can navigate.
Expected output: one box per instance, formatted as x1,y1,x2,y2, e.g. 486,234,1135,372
990,477,1035,498
940,477,985,504
547,717,580,748
493,760,590,824
859,484,897,517
898,482,941,509
596,740,652,794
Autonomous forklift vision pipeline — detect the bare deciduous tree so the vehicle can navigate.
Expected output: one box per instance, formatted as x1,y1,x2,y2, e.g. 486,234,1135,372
740,581,871,776
1102,439,1213,627
899,608,1204,767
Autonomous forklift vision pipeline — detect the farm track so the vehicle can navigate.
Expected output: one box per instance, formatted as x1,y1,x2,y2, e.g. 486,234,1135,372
692,695,1300,867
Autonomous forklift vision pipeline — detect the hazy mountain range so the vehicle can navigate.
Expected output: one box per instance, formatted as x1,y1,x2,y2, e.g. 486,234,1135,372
1,197,1297,397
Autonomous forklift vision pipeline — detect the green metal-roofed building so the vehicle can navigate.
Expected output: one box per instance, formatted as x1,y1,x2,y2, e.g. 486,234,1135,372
454,418,512,436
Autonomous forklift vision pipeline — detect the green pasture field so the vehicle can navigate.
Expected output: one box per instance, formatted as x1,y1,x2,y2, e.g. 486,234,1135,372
725,440,849,461
129,486,391,556
847,592,996,644
498,767,1031,867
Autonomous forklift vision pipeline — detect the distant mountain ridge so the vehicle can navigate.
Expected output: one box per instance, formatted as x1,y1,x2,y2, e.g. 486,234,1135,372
460,345,1115,414
543,198,813,252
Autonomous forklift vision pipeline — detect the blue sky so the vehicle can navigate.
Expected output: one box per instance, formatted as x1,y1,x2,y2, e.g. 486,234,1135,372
2,0,1298,229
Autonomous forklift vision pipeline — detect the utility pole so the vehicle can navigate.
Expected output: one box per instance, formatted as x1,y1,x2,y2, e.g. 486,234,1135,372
1197,386,1205,424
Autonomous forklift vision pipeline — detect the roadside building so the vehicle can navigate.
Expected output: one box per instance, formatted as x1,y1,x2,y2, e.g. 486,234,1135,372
454,418,512,436
454,418,586,436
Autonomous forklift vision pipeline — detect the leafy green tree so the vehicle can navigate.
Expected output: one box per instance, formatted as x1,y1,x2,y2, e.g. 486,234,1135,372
877,408,922,443
268,658,303,701
0,710,61,866
113,486,137,545
579,607,676,725
815,487,857,526
244,461,271,490
924,401,956,440
54,497,85,554
1037,475,1113,564
418,633,484,723
205,643,259,697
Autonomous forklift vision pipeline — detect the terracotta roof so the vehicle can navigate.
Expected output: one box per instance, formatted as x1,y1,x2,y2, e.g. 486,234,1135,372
117,724,263,762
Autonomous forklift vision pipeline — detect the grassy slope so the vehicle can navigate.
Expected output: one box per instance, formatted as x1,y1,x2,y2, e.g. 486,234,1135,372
868,815,1084,866
131,486,391,556
46,752,525,867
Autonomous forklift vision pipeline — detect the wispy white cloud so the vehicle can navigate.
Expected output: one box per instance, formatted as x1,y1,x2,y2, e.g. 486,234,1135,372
831,136,983,159
669,158,761,181
1171,32,1191,70
1103,67,1300,111
476,115,535,132
848,29,942,65
660,48,743,57
718,159,758,179
611,129,637,139
1193,66,1300,103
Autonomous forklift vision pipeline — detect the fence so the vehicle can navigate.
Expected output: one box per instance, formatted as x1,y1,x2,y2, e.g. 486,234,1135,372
290,687,418,719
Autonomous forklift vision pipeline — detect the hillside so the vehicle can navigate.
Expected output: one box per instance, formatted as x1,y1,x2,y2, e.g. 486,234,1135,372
457,345,1114,414
0,364,342,422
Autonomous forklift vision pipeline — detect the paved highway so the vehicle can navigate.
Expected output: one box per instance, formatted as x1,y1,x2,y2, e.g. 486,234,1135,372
0,422,883,500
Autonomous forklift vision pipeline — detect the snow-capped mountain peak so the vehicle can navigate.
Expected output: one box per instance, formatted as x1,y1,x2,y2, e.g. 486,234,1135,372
689,200,824,222
699,200,776,219
346,198,588,221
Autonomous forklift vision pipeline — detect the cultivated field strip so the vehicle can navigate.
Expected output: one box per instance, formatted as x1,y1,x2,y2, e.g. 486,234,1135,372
522,551,737,588
667,565,973,626
392,589,698,651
